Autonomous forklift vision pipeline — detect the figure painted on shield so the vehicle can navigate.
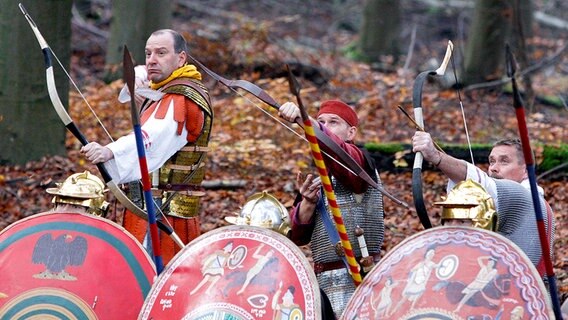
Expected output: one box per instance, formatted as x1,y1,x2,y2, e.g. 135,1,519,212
190,241,234,295
371,276,398,317
272,282,303,320
510,305,524,319
237,244,275,295
392,247,441,314
454,256,499,312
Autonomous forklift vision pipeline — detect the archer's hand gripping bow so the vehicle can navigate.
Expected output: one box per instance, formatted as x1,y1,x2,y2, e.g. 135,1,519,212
19,3,184,249
411,41,454,229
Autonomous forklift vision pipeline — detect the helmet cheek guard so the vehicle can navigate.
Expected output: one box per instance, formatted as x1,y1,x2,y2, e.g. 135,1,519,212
435,179,498,231
225,191,291,236
47,171,110,217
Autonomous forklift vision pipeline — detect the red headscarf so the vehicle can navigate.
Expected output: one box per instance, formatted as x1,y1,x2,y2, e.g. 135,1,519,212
317,100,358,127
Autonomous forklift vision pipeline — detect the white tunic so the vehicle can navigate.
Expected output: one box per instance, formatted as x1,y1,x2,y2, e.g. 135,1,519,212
104,98,188,184
446,161,544,203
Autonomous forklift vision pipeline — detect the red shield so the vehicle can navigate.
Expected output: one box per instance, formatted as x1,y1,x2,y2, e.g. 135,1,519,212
342,226,553,319
139,225,320,319
0,211,156,319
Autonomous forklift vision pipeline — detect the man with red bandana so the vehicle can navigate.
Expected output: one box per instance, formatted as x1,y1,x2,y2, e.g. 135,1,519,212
279,100,385,317
81,29,212,263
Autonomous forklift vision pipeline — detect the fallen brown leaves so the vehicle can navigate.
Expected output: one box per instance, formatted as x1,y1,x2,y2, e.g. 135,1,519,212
1,31,567,299
2,71,566,297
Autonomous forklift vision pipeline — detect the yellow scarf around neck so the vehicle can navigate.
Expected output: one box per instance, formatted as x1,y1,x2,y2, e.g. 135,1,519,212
150,64,202,89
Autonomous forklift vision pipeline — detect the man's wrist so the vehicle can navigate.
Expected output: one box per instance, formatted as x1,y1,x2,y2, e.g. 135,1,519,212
301,198,317,210
295,202,315,225
432,151,443,167
302,195,318,205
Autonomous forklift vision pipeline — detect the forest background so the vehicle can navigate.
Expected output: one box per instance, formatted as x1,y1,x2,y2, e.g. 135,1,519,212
1,0,567,301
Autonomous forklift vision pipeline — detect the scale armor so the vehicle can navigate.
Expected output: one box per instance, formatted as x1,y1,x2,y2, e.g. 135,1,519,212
157,78,213,218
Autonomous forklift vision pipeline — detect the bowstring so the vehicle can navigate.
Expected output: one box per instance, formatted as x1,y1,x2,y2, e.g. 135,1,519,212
54,49,176,229
25,4,175,232
221,84,357,175
50,48,115,142
449,46,475,165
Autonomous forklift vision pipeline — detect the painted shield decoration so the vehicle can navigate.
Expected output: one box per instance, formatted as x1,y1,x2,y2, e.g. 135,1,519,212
342,226,553,320
0,211,156,319
139,225,321,320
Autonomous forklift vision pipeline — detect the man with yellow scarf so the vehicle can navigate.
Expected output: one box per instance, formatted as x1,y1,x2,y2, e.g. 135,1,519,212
81,29,213,264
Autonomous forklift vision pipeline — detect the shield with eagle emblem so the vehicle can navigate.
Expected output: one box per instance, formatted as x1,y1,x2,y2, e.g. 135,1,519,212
0,211,156,319
139,225,321,320
341,226,554,320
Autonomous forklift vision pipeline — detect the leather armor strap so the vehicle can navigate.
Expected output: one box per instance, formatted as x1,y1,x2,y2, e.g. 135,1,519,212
165,162,206,172
162,78,211,107
158,184,204,192
314,253,381,274
179,145,210,152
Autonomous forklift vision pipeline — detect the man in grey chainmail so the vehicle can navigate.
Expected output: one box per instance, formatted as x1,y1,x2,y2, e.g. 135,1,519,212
412,133,555,274
279,100,385,318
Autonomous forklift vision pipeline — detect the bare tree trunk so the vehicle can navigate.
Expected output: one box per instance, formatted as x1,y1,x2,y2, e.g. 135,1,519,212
463,0,537,112
357,0,401,66
0,0,72,164
511,0,535,112
105,0,171,80
463,0,512,85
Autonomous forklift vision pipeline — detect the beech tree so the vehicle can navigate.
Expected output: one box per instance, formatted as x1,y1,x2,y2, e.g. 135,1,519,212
357,0,401,66
0,0,72,164
105,0,171,78
463,0,533,86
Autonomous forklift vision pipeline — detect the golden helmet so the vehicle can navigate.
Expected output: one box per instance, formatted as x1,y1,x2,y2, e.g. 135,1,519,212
46,171,109,217
434,179,498,231
225,191,291,236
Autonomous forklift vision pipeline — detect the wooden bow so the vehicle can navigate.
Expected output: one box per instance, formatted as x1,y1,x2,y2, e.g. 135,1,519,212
287,66,362,286
411,41,453,229
19,4,184,249
187,53,408,208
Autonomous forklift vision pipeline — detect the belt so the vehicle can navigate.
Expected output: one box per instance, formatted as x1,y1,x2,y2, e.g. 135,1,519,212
314,253,381,275
158,184,204,192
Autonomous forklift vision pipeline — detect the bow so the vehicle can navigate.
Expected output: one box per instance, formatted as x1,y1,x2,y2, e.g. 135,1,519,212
187,54,408,208
411,40,453,229
287,66,362,286
19,4,184,248
124,46,164,273
506,45,562,319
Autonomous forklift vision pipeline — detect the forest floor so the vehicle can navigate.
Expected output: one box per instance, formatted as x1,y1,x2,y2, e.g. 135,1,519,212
2,0,567,302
